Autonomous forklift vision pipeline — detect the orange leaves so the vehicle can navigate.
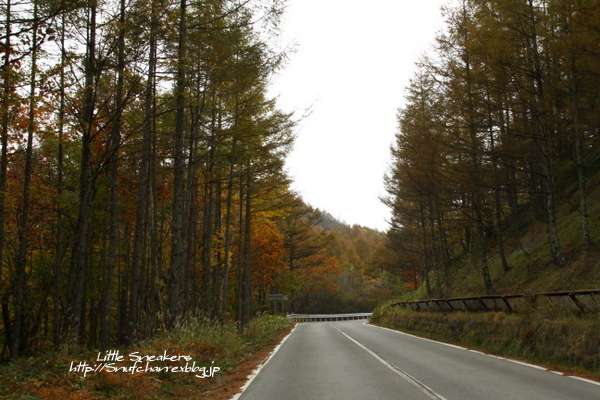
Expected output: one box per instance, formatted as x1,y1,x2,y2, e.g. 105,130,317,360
249,214,344,310
250,217,286,289
298,254,341,293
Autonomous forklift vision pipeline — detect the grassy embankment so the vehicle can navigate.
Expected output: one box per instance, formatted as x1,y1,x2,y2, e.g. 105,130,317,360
370,164,600,380
0,315,292,400
370,303,600,380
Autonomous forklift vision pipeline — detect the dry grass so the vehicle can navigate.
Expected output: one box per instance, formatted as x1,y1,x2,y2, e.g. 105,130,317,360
0,315,293,400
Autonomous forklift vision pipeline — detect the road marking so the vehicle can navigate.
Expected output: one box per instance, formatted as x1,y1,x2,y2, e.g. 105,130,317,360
504,358,546,371
367,322,600,386
369,323,552,370
568,376,600,387
331,323,448,400
365,322,467,350
230,324,298,400
466,349,487,356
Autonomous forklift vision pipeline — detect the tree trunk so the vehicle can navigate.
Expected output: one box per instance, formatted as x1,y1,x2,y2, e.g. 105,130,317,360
101,0,126,351
428,205,441,298
527,0,564,265
220,138,237,322
71,1,98,344
239,167,252,333
488,104,510,273
170,0,188,326
419,202,432,297
12,0,39,357
570,57,592,250
53,14,67,349
0,0,12,354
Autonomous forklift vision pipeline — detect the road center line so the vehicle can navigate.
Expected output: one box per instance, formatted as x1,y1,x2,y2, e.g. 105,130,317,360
330,323,448,400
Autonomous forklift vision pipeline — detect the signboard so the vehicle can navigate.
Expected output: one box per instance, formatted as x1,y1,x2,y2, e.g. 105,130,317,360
268,294,288,302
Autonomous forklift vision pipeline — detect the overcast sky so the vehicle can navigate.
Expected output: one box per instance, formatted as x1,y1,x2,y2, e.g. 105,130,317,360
269,0,448,231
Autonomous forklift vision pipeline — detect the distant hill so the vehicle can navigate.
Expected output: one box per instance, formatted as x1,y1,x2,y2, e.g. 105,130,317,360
315,210,348,232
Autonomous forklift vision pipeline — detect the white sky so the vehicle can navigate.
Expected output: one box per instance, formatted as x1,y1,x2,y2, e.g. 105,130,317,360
269,0,448,231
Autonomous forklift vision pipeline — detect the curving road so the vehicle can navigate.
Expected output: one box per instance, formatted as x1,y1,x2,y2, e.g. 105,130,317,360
236,320,600,400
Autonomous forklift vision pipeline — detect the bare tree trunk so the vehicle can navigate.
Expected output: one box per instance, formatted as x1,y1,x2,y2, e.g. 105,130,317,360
71,1,98,344
238,167,252,333
0,0,12,355
570,57,592,250
526,0,564,265
419,202,432,297
131,0,161,336
476,215,494,294
428,205,441,297
220,138,237,322
435,205,449,287
574,132,591,249
100,0,126,350
488,108,510,273
13,0,39,357
201,98,218,317
237,175,244,332
212,176,222,320
184,120,198,316
148,103,161,330
170,0,188,325
540,141,563,264
53,14,67,349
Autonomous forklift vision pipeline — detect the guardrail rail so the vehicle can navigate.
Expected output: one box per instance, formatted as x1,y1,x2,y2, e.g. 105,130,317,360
287,313,372,322
392,289,600,314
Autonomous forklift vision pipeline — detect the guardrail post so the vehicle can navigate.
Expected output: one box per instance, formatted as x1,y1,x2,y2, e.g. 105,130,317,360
568,293,587,313
501,295,513,312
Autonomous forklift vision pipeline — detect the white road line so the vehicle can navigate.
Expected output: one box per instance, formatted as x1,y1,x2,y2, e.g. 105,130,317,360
365,322,468,350
230,324,298,400
367,322,600,387
467,349,487,356
331,323,448,400
569,376,600,387
504,358,547,371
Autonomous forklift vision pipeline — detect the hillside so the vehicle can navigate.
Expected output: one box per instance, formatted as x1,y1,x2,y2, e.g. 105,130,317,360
391,166,600,300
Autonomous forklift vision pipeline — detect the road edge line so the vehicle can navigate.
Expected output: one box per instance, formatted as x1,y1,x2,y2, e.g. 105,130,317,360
568,376,600,387
229,324,298,400
365,322,467,351
367,323,600,386
367,323,551,371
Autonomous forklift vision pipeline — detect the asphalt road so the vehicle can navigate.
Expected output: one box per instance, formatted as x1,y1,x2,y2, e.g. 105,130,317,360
236,320,600,400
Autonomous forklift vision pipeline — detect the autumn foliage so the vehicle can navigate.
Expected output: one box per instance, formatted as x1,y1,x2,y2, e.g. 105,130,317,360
383,0,600,298
0,0,395,361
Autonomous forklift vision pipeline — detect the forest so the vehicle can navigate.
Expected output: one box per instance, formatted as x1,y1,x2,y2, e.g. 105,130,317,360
0,0,392,360
8,0,600,366
383,0,600,298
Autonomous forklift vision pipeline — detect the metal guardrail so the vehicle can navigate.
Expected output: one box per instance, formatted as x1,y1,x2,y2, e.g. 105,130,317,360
392,289,600,314
287,313,372,322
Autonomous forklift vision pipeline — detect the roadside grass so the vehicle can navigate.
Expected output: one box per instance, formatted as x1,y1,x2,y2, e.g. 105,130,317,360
370,304,600,380
0,315,292,400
